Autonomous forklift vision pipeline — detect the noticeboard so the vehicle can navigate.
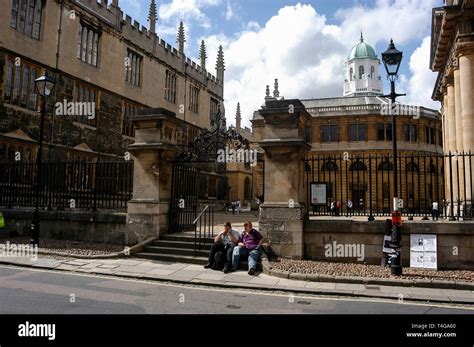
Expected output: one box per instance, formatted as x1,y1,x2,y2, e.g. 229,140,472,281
410,234,437,270
310,182,327,206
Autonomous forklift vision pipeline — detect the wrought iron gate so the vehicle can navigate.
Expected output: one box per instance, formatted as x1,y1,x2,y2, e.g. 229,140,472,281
169,162,199,232
168,107,249,233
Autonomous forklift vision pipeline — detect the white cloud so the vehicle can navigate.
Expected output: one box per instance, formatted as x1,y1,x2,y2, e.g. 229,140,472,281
403,36,440,110
225,1,237,21
210,4,347,126
197,0,441,127
158,0,221,29
335,0,439,48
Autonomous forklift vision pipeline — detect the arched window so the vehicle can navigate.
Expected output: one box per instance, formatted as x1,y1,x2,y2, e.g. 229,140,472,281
350,161,367,171
359,66,365,79
244,177,251,201
378,161,393,171
371,66,375,79
322,161,338,172
350,68,353,81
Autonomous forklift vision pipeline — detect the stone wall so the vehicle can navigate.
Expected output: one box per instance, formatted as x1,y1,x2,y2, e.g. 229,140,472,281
260,205,305,259
304,219,474,270
1,210,133,245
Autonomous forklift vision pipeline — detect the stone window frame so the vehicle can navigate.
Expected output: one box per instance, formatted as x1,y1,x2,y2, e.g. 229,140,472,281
403,123,418,143
77,22,100,67
321,124,338,143
348,123,368,142
122,101,137,138
425,126,436,145
3,55,40,111
377,123,393,142
164,70,177,103
189,84,200,114
125,49,143,87
10,0,43,40
74,82,98,128
210,97,219,122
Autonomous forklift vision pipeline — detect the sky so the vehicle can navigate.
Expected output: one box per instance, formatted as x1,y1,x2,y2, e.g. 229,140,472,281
119,0,442,128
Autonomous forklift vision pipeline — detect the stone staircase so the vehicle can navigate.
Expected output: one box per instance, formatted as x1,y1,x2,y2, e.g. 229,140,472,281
135,233,212,265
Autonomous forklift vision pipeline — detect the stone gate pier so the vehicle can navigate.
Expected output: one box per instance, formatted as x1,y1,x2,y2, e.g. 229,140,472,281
126,108,181,243
257,100,312,259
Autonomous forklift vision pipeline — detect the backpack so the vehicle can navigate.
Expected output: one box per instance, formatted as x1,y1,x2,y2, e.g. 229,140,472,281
212,250,226,271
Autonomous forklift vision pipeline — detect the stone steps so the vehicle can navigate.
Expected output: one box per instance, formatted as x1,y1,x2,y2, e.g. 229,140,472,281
144,245,209,257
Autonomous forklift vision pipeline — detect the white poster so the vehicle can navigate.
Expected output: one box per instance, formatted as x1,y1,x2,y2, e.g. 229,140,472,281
410,234,437,270
311,183,327,206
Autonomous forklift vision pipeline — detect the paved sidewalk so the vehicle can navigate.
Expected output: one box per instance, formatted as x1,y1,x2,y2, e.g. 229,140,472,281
0,255,473,305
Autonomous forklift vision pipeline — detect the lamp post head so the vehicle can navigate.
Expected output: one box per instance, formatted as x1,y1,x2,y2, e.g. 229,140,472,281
35,71,56,98
382,39,403,81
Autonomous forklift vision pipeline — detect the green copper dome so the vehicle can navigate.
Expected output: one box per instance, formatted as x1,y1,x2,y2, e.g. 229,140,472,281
348,33,378,60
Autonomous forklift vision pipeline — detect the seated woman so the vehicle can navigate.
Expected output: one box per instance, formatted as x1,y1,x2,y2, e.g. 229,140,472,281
231,221,264,275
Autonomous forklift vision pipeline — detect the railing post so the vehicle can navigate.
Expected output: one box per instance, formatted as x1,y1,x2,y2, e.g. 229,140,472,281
470,151,473,215
8,164,13,209
194,220,197,257
93,162,98,212
456,155,461,220
449,152,455,221
368,155,374,221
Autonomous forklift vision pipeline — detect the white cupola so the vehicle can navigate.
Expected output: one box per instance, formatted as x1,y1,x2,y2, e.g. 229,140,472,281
343,32,383,97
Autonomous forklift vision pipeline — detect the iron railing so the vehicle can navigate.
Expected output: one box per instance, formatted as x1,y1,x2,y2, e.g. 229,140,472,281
0,161,134,211
306,152,473,220
193,205,215,256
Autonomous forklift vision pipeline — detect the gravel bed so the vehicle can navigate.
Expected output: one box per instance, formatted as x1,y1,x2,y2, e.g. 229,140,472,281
271,258,474,283
0,237,124,256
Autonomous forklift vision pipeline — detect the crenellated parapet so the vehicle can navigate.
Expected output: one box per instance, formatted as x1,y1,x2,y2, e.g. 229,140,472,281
71,0,223,90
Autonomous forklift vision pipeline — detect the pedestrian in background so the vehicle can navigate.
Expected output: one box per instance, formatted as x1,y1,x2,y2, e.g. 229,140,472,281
330,201,336,216
432,201,439,220
347,199,353,216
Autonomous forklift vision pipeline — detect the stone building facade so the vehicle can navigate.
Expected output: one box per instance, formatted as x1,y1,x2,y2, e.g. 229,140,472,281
431,0,474,206
0,0,225,163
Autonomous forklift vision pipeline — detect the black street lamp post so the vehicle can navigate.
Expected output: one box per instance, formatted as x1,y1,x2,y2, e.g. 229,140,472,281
382,39,405,276
31,71,56,246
